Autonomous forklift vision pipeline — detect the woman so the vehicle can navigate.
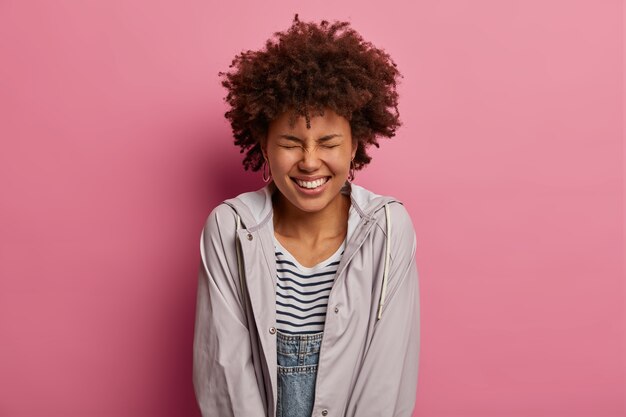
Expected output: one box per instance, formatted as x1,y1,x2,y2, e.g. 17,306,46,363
193,14,420,417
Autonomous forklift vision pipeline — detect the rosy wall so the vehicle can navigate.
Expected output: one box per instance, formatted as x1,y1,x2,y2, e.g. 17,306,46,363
0,1,623,416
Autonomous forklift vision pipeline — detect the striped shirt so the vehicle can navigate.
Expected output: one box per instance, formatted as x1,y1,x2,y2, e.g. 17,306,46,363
274,237,346,335
272,182,359,335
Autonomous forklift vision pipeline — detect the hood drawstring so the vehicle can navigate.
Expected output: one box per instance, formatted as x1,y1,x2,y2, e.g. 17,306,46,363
376,203,391,320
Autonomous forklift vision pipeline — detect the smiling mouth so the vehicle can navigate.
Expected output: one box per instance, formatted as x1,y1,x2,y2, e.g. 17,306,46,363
291,176,331,189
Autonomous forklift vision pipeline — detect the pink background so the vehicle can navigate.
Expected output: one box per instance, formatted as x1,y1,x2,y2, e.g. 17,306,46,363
0,1,623,416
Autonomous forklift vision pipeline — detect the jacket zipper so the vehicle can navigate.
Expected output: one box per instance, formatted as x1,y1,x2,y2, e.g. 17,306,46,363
311,214,378,411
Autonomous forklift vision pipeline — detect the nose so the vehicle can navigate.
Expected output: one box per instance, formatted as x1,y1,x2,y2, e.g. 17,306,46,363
297,146,323,172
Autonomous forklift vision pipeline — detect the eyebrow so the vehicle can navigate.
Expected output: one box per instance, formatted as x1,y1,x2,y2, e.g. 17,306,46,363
278,134,343,143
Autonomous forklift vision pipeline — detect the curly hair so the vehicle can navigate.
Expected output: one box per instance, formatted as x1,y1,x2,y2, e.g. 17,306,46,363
218,14,403,172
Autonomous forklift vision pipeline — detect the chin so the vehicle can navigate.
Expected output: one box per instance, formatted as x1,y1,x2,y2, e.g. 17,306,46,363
293,200,329,213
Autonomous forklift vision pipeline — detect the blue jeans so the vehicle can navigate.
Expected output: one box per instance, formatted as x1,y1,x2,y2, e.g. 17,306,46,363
276,330,323,417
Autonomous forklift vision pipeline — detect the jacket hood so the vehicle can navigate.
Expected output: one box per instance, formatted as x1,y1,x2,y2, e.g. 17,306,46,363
221,179,403,323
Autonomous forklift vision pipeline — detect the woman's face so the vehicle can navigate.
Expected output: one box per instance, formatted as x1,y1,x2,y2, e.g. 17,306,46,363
261,108,357,214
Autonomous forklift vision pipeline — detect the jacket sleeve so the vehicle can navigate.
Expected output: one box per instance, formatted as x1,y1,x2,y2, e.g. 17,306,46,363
348,203,420,417
192,205,266,417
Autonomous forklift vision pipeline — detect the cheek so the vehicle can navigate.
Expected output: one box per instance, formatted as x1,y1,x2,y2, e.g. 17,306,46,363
331,152,353,170
268,152,295,172
322,159,349,176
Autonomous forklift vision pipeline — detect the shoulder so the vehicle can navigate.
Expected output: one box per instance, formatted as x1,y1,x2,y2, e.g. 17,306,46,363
200,203,239,249
351,183,415,243
388,201,417,254
385,201,415,230
373,200,417,262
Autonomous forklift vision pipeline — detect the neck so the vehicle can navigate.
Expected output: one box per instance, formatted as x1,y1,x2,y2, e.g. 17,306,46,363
272,189,350,243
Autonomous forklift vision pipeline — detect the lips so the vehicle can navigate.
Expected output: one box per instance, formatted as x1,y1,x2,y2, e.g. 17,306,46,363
291,176,331,189
291,175,328,180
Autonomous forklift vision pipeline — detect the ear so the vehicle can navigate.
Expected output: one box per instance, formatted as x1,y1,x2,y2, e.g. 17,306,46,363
351,137,358,160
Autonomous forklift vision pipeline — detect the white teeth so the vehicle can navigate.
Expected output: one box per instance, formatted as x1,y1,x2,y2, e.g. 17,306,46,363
295,177,329,189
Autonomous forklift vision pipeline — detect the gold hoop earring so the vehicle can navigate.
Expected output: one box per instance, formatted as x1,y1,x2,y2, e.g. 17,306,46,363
348,159,355,182
262,160,271,183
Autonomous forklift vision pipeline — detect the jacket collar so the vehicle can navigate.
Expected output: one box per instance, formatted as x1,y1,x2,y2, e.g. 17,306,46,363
223,180,399,232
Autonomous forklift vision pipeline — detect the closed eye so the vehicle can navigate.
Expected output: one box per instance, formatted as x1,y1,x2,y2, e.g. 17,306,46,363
278,143,339,150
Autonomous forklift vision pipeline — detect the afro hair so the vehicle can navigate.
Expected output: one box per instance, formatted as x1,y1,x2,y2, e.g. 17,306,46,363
218,13,403,172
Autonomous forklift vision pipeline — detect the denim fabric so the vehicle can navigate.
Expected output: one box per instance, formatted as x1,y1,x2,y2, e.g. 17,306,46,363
276,330,323,417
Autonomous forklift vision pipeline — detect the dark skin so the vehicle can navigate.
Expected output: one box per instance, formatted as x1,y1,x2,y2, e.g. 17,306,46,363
272,191,350,268
261,109,357,267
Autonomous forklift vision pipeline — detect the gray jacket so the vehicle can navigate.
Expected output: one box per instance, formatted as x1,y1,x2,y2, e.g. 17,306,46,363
193,181,420,417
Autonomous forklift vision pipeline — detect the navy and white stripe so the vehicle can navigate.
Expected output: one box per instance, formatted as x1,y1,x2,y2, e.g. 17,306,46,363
274,237,345,335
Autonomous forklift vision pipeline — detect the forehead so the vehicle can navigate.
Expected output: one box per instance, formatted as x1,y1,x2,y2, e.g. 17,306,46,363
269,108,350,134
